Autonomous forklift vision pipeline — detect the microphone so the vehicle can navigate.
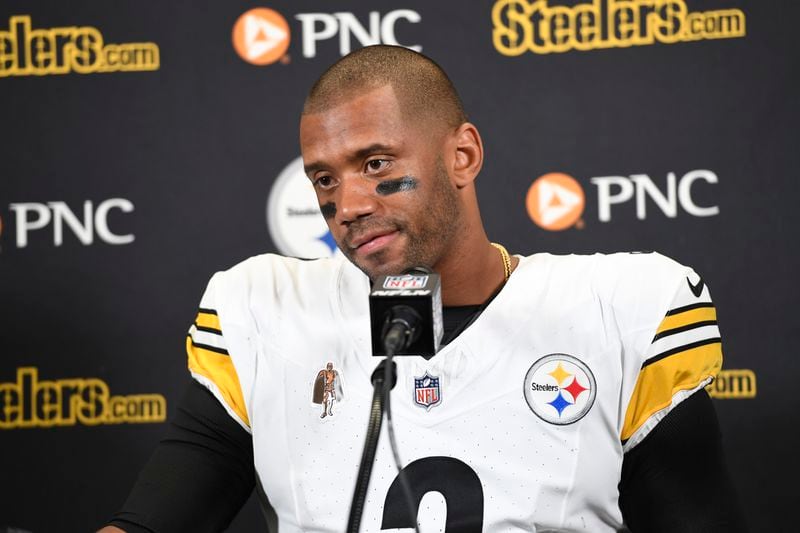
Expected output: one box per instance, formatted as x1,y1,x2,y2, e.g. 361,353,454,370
348,270,432,533
369,266,443,357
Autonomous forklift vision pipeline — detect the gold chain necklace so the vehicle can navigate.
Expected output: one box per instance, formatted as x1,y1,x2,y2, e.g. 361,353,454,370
490,242,511,282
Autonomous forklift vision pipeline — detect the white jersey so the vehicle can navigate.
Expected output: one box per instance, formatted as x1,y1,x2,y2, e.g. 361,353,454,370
186,252,722,532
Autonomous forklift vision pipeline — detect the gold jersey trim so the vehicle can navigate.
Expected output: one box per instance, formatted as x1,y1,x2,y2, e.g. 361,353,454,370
196,310,222,332
622,340,721,442
186,336,249,427
656,305,716,335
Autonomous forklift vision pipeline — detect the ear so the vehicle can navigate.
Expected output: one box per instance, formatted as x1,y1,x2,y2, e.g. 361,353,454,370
449,122,484,188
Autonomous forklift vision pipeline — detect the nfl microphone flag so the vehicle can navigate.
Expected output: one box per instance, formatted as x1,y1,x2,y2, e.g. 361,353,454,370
369,271,443,357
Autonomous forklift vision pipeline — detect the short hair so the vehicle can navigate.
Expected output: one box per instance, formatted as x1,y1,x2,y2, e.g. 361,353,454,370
303,45,467,130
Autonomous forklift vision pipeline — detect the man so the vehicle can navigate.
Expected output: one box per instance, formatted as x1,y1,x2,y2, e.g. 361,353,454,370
101,45,745,532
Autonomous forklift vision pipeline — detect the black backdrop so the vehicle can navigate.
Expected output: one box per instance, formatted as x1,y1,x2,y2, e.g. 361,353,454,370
1,1,797,531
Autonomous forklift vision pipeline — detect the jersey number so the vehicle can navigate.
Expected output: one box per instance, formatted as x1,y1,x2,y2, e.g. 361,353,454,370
381,456,484,532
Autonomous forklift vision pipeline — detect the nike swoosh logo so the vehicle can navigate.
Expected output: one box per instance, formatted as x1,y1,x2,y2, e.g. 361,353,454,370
687,276,705,297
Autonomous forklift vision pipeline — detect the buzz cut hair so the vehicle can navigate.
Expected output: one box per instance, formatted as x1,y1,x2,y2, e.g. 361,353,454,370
303,45,467,130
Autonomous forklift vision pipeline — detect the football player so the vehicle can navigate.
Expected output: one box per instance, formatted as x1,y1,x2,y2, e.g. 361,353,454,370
100,45,746,533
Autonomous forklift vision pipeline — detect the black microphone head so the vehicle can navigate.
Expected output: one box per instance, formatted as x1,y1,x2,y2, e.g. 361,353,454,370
380,304,423,354
369,267,443,357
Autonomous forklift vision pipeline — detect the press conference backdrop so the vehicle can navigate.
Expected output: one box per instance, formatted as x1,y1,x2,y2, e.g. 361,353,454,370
1,0,796,531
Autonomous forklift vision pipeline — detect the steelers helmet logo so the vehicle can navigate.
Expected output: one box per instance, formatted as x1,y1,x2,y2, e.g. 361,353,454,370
266,156,342,259
523,354,596,425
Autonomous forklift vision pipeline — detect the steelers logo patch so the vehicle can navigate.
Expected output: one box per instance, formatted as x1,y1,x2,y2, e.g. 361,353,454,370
523,354,597,425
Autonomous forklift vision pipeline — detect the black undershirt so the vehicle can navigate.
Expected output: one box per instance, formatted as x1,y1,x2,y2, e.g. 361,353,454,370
440,304,482,347
107,307,747,532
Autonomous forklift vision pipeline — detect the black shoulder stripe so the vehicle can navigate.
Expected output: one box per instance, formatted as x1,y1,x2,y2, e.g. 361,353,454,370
198,307,218,315
643,337,721,368
194,323,223,336
652,320,718,342
187,334,229,356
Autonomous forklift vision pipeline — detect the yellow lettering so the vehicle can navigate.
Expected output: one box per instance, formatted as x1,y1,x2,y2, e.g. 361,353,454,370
35,380,61,424
103,43,119,71
0,381,21,428
0,15,159,77
491,0,746,55
28,28,56,73
59,381,81,425
707,369,757,399
68,26,103,73
549,7,574,52
0,367,167,429
653,0,686,44
493,0,535,57
573,2,602,51
609,0,640,45
0,25,16,76
107,394,166,423
14,15,32,75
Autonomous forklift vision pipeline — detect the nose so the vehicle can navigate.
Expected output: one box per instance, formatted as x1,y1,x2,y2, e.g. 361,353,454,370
336,175,378,225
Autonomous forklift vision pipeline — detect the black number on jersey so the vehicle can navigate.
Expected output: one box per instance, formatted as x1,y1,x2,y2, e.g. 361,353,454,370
381,456,484,532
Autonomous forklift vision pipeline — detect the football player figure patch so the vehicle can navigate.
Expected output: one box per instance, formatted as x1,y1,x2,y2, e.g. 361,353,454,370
523,354,597,425
312,362,343,418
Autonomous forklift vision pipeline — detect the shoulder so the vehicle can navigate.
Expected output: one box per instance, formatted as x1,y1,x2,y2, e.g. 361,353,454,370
518,251,696,331
519,250,690,289
595,251,693,302
199,253,356,320
210,253,350,292
222,252,347,281
595,250,689,278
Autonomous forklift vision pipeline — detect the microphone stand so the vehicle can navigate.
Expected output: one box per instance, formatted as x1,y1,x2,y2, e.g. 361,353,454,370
348,266,432,532
346,358,397,533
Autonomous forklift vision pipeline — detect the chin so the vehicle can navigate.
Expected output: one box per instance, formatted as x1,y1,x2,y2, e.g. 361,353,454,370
356,254,411,280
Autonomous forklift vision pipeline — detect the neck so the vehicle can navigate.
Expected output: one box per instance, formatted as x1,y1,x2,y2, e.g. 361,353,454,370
434,229,517,307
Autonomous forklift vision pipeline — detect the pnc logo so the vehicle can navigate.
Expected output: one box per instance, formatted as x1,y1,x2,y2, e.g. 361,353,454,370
232,8,290,66
526,169,720,230
526,173,586,231
231,7,421,66
7,198,135,248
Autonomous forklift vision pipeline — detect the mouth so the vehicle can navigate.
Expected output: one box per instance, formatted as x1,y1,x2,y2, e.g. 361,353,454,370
348,229,400,256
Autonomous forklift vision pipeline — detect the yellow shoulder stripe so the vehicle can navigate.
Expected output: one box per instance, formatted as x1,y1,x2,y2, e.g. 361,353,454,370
186,336,249,427
196,311,221,331
621,341,721,442
656,306,716,335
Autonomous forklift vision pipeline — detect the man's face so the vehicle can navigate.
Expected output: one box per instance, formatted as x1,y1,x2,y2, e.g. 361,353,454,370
299,85,460,279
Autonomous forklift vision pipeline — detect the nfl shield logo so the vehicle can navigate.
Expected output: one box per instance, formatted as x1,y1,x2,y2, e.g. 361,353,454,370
413,372,442,410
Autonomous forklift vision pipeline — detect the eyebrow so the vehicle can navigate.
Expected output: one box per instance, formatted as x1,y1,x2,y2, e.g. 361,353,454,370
303,143,394,175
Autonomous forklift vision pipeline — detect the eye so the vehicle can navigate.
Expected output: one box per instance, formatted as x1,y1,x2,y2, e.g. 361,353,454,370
314,175,335,190
365,159,391,174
